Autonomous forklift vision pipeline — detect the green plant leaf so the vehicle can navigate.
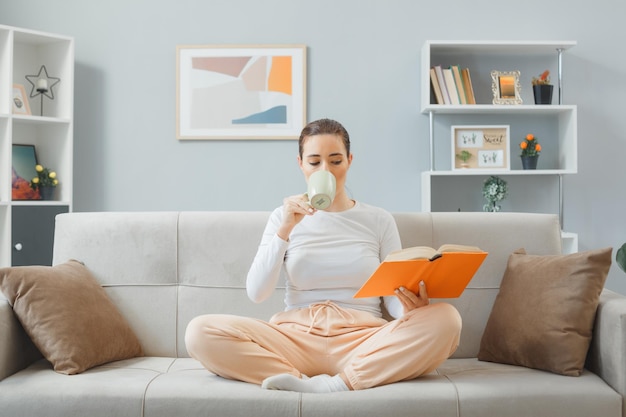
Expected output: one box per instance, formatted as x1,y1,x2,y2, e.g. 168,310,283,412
617,243,626,273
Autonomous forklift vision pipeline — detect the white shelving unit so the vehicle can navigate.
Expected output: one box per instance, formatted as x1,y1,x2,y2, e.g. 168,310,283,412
0,24,74,266
420,40,578,253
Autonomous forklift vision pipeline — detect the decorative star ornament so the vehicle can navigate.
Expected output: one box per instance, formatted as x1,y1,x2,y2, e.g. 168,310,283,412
25,65,61,100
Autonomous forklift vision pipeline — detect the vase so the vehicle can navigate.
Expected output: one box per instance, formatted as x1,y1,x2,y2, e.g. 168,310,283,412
483,201,501,212
39,186,55,200
521,155,539,170
533,84,553,105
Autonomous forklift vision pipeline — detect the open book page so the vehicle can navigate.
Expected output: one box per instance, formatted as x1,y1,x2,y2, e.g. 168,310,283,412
384,246,438,262
437,243,482,253
384,244,483,262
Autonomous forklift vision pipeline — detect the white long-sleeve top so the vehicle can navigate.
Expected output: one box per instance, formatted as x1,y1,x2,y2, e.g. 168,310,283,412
246,201,405,319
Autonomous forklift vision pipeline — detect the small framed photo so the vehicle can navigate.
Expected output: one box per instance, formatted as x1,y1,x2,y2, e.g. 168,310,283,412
176,44,307,140
491,70,522,105
452,125,510,171
12,84,31,115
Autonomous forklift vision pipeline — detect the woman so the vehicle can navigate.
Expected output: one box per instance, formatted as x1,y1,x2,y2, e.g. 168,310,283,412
185,118,461,392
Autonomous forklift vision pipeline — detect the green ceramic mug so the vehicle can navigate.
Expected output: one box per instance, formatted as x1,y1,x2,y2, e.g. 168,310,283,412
307,170,336,210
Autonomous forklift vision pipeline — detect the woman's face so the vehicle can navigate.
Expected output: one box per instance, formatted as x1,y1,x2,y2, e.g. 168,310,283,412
298,134,352,192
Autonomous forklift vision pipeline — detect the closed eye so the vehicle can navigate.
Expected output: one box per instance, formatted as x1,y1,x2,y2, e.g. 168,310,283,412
308,160,342,167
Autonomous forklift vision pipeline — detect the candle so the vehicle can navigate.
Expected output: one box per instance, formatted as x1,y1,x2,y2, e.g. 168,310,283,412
37,78,48,90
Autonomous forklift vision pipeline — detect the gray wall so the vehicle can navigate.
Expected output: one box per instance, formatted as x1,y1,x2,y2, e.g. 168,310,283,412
3,0,626,293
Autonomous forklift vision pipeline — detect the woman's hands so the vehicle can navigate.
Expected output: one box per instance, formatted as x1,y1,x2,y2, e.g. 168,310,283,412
395,281,430,314
276,194,316,241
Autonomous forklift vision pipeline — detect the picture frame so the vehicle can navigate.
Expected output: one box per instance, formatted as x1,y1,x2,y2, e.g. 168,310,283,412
12,84,31,115
176,44,307,140
452,125,510,171
491,70,522,105
12,144,40,200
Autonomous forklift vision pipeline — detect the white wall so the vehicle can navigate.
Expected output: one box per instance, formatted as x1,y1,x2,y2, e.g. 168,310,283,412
3,0,626,293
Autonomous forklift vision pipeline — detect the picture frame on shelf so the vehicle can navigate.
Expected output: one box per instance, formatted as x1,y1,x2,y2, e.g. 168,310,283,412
176,44,307,140
12,84,31,115
11,144,40,200
491,70,522,105
452,125,510,171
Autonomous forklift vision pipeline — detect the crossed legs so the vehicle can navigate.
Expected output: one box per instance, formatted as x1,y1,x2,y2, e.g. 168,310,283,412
185,302,461,391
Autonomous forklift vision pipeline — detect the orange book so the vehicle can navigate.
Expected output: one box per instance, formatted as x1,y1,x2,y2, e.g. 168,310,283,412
354,244,488,299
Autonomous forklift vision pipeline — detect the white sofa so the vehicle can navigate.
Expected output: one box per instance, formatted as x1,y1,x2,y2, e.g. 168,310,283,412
1,211,625,417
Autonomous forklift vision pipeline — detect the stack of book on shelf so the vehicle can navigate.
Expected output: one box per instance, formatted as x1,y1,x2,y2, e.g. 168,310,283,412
430,65,476,105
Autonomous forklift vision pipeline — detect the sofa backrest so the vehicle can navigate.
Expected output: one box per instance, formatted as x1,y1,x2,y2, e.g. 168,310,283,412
52,211,562,359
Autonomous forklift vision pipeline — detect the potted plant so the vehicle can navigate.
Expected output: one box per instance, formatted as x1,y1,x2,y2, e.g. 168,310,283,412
456,150,472,168
519,133,541,169
482,175,508,212
617,243,626,274
30,164,59,200
532,70,553,104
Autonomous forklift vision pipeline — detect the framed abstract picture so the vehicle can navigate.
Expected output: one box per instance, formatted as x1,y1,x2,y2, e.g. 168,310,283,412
12,144,40,200
176,44,307,140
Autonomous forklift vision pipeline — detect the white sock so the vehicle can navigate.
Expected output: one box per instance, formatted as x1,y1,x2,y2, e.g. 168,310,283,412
261,373,349,393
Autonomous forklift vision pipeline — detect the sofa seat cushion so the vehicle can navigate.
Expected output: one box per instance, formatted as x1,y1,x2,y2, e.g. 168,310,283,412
0,358,163,417
143,359,302,417
0,358,620,417
302,359,620,417
435,359,621,417
0,260,143,374
0,357,302,417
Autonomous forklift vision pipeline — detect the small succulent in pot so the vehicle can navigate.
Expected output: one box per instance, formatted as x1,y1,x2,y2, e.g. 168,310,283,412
532,70,551,86
520,134,541,157
617,243,626,274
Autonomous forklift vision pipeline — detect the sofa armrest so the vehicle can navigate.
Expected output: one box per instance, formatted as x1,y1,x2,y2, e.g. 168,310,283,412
587,289,626,416
0,295,41,381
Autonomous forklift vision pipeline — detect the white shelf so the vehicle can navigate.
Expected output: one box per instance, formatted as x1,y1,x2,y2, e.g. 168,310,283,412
0,24,74,266
422,104,576,115
423,40,576,55
421,40,577,109
424,169,577,176
12,114,72,125
420,40,578,252
425,105,577,173
10,200,72,206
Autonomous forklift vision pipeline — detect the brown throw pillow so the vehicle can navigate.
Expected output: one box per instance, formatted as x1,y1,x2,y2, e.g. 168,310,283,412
478,247,612,376
0,259,143,374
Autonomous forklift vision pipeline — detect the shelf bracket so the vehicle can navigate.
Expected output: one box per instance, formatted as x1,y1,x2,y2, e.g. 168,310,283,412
556,48,564,105
428,111,435,171
559,173,564,229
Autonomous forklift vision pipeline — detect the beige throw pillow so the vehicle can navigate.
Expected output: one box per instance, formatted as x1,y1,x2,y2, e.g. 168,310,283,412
478,247,611,376
0,259,143,374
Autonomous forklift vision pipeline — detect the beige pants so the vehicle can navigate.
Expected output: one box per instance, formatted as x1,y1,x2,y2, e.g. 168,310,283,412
185,301,461,390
